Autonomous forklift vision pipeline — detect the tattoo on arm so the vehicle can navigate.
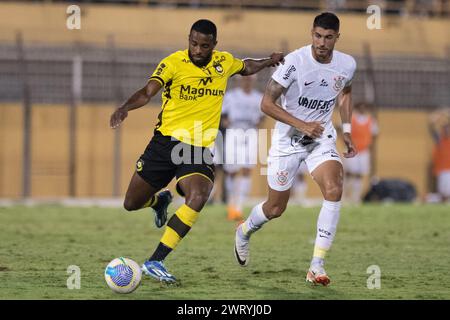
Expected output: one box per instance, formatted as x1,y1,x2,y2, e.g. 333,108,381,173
266,79,285,102
339,85,352,123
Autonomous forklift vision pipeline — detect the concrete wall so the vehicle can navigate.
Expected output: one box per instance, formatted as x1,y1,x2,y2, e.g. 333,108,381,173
0,103,433,199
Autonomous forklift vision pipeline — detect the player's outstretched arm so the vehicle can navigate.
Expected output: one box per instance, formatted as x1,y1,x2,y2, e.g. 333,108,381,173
240,52,284,76
339,85,357,158
261,79,324,138
110,80,162,129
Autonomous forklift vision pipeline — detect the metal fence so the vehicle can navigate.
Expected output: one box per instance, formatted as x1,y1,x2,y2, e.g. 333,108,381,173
0,39,449,108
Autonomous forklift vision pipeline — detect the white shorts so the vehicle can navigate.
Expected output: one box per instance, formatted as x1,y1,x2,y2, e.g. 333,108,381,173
223,134,258,173
344,150,370,175
297,162,308,175
437,170,450,197
267,140,342,191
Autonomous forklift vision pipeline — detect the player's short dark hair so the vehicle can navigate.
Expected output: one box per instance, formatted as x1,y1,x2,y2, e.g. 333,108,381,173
190,19,217,41
313,12,340,31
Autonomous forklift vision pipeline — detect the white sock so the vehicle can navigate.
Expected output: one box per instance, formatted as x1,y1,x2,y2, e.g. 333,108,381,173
236,176,251,212
240,202,268,238
312,200,341,266
351,178,363,203
231,175,241,209
295,180,307,201
225,175,235,207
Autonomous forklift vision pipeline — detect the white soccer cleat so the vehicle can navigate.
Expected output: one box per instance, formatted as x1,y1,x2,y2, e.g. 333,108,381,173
306,264,331,286
234,224,250,267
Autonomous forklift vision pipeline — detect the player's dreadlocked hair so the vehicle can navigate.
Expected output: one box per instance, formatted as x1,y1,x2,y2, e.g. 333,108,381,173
190,19,217,41
313,12,340,32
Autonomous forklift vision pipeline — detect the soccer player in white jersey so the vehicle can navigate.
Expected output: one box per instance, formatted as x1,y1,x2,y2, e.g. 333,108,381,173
234,12,357,286
222,75,264,221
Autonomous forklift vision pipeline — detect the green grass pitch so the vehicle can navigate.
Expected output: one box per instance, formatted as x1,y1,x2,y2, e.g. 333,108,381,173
0,203,449,299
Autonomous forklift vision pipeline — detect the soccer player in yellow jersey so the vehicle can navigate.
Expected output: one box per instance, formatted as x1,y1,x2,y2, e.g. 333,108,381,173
110,19,284,283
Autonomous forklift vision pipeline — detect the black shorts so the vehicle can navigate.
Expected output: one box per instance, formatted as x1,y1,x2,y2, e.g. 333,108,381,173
136,131,215,196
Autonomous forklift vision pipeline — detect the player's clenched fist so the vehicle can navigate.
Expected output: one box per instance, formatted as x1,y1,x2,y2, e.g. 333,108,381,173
110,107,128,129
299,121,324,139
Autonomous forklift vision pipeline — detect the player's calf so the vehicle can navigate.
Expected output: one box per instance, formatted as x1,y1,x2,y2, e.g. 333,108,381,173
262,202,287,220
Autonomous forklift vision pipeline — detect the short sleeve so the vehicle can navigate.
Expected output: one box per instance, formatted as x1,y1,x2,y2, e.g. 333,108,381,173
344,57,357,88
228,56,245,77
271,53,297,88
149,57,174,86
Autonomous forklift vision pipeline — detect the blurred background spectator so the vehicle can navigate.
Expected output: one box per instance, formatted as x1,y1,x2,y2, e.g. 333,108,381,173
429,108,450,203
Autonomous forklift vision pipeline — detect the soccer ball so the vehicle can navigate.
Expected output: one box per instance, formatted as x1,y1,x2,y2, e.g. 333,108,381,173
104,257,142,294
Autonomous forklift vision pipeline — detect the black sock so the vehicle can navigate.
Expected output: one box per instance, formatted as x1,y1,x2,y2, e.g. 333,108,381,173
149,242,172,261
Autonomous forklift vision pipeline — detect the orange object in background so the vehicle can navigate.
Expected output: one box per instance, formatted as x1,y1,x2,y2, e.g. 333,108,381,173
227,205,243,222
351,115,375,153
432,135,450,176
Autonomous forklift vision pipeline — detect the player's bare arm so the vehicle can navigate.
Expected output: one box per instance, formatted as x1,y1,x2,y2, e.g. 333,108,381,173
240,52,284,76
110,80,162,129
339,85,357,158
261,79,324,139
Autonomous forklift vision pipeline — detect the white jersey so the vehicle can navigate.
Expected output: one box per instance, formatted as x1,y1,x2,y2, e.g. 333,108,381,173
270,45,357,156
222,88,264,130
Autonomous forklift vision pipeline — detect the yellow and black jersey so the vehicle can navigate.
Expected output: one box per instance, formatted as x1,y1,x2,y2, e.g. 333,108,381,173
149,49,245,147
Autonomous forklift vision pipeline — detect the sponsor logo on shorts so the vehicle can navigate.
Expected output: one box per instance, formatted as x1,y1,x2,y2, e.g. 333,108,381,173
277,170,289,186
136,159,144,172
322,149,340,158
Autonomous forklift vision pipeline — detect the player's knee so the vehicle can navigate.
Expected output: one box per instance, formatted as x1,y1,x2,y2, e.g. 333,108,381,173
263,203,287,219
123,198,139,212
185,191,210,210
323,183,343,201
